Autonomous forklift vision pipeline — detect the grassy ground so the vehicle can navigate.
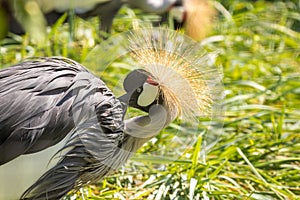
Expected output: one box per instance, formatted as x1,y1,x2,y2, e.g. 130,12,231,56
0,1,299,199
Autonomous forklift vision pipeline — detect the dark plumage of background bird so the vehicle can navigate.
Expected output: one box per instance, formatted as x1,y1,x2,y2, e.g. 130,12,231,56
0,0,216,40
0,28,221,199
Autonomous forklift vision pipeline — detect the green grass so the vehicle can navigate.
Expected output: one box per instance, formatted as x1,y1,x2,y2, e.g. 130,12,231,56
1,1,300,199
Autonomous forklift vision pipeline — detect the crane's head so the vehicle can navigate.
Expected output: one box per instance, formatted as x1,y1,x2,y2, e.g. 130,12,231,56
117,28,221,123
119,69,163,113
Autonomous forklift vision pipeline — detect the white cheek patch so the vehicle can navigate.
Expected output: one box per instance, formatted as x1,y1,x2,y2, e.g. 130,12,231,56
137,83,159,107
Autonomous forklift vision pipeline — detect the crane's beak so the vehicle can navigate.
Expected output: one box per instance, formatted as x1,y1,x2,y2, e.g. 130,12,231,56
118,69,147,105
118,90,150,113
118,92,132,105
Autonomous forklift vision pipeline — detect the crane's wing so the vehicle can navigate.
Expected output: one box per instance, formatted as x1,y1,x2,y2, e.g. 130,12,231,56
0,57,82,164
0,57,124,166
0,57,125,199
20,91,125,200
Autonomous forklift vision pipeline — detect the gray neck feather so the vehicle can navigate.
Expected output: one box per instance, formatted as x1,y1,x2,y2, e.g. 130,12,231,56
111,104,171,168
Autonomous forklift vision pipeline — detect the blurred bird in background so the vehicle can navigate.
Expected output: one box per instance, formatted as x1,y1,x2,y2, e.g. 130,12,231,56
0,28,222,199
0,0,216,40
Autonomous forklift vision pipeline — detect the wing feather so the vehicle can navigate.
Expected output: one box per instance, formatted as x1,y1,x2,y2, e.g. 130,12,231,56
20,65,125,200
1,57,126,199
0,57,95,162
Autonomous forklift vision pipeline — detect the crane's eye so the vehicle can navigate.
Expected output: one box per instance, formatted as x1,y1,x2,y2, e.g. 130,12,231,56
136,88,142,93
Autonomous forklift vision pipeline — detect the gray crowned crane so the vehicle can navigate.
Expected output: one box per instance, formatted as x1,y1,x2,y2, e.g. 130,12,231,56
0,28,221,199
2,0,215,40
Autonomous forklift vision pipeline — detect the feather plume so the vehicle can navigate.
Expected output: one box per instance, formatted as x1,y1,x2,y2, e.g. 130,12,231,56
127,28,221,121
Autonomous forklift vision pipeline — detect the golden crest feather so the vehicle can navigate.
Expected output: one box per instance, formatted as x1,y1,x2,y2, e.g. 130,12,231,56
127,28,220,121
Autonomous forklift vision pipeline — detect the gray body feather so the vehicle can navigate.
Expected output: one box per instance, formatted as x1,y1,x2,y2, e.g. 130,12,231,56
0,57,125,199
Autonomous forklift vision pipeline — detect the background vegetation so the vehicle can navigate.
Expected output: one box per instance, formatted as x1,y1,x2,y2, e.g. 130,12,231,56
0,0,299,199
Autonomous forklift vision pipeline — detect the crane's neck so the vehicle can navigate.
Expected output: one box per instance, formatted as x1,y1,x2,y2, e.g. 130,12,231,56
121,104,171,152
105,103,174,173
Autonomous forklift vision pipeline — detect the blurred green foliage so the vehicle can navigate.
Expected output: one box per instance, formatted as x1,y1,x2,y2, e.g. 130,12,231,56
0,7,8,40
0,0,299,199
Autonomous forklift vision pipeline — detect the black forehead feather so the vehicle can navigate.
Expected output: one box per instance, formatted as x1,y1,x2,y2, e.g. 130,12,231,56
123,69,150,92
